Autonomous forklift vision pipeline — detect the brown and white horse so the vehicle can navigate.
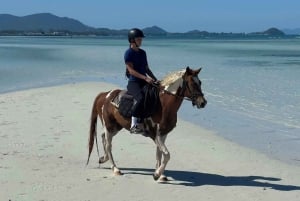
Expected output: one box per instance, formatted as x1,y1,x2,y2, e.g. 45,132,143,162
87,67,207,181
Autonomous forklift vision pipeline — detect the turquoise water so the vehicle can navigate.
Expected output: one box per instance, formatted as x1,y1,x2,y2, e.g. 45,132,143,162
1,36,300,165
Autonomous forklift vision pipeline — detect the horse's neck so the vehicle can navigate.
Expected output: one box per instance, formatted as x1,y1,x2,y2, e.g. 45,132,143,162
160,91,184,114
159,76,185,117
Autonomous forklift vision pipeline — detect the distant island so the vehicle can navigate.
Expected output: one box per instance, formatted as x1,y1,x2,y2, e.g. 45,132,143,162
0,13,299,38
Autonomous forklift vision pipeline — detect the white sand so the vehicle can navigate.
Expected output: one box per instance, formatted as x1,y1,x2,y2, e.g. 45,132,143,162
0,82,300,201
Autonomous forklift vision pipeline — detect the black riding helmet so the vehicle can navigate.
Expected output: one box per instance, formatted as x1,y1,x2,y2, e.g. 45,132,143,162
128,28,145,43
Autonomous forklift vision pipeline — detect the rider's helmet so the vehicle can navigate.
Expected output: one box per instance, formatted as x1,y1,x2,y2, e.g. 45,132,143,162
128,28,145,43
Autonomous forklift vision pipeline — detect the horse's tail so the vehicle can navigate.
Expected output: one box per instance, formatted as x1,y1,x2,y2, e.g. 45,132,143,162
86,94,100,165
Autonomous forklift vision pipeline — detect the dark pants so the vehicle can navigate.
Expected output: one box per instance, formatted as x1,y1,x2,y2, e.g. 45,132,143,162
127,81,146,119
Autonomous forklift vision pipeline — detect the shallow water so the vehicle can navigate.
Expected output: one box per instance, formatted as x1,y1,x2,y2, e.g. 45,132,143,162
1,36,299,165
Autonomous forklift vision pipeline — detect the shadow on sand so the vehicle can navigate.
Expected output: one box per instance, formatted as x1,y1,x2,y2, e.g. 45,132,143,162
120,167,300,191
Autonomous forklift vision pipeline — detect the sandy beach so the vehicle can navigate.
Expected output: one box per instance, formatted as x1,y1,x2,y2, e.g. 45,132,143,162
1,82,300,201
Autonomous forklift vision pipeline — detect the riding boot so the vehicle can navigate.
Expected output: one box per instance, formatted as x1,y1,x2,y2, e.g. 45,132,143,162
130,116,144,134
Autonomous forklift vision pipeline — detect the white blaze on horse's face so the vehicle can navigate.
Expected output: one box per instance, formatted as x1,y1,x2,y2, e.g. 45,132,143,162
193,76,200,88
191,75,207,109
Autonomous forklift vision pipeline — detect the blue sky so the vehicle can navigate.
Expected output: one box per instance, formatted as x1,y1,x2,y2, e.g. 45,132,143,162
1,0,299,32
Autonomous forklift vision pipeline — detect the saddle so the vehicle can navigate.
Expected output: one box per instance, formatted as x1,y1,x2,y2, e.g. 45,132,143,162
111,90,135,118
111,84,160,119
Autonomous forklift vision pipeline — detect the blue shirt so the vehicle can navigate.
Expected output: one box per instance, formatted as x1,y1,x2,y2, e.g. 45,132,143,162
124,48,148,82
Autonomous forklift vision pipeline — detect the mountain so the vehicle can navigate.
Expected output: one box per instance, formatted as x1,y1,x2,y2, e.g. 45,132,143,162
262,27,285,36
0,13,94,32
249,27,285,36
142,26,167,35
0,13,166,36
282,28,300,35
0,13,295,38
186,30,209,34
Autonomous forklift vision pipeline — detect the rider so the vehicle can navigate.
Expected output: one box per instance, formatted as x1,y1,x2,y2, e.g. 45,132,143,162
124,28,157,134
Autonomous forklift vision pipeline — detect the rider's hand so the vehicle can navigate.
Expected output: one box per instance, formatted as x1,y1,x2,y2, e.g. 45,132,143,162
153,80,160,85
145,76,154,84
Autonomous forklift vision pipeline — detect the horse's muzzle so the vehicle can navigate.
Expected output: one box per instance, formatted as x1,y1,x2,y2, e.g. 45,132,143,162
194,96,207,109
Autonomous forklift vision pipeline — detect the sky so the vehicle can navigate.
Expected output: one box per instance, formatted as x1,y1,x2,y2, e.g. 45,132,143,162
0,0,299,33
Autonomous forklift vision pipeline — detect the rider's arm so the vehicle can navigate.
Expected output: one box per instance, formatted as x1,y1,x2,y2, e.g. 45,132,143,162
145,65,157,81
126,62,148,81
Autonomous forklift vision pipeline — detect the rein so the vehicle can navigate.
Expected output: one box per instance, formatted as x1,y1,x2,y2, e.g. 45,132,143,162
161,89,192,101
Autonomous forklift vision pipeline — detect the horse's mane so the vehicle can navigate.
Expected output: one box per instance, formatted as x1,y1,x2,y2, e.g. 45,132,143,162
160,69,185,94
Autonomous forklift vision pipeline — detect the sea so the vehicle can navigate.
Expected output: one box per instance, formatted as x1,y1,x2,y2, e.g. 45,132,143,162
1,36,299,166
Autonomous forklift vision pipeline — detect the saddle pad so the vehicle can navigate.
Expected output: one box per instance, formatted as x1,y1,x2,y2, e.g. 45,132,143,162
111,90,134,118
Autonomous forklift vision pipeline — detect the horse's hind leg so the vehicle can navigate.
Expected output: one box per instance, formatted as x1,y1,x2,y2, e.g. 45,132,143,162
99,133,109,164
103,127,122,175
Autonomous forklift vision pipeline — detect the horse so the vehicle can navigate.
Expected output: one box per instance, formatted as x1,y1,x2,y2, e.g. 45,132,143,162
86,66,207,181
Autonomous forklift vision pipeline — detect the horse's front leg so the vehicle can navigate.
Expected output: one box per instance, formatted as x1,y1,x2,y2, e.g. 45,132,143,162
153,134,170,181
155,146,162,169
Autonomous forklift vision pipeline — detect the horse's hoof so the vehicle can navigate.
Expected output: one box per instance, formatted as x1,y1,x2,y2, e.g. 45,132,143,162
158,175,169,182
99,156,104,164
113,170,123,176
112,166,123,176
153,173,160,181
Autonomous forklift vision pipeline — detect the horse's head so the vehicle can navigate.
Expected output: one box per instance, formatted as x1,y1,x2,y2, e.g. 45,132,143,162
181,67,207,108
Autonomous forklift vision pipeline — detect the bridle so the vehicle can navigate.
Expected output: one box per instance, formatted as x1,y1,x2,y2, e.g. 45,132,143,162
161,77,204,104
180,79,204,104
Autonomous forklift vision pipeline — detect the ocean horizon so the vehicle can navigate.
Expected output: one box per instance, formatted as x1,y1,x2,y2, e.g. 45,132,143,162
1,36,299,166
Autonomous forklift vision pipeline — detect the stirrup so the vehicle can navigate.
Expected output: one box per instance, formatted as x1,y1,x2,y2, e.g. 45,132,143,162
130,125,144,134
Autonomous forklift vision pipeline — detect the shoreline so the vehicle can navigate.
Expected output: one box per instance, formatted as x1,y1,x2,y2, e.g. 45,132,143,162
1,80,300,167
1,82,300,200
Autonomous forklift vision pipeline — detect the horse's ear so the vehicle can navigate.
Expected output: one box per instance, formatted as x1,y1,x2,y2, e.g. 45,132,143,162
185,66,192,74
195,68,202,74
